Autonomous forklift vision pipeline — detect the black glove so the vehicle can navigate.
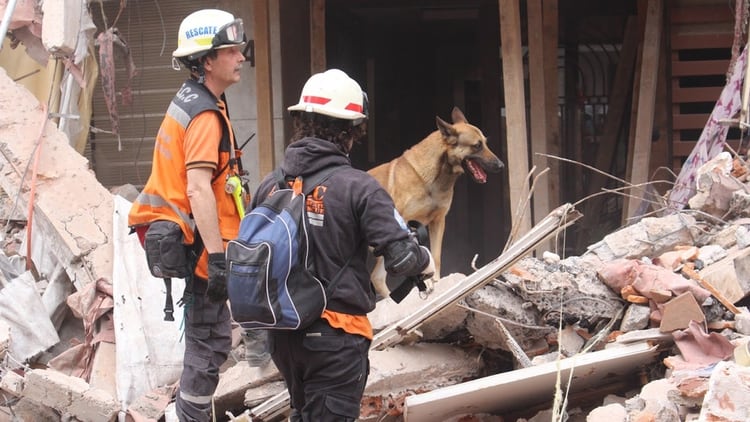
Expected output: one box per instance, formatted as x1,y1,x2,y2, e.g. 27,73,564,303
206,252,228,303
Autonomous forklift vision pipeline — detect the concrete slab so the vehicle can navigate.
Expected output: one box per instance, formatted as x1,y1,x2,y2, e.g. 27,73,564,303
403,342,658,422
367,343,483,397
0,67,113,290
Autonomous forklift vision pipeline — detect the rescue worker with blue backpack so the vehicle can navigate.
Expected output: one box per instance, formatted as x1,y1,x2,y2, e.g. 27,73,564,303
127,8,248,422
248,69,436,421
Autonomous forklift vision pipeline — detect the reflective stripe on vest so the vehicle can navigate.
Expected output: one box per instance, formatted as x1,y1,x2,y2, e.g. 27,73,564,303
134,191,196,233
166,101,191,129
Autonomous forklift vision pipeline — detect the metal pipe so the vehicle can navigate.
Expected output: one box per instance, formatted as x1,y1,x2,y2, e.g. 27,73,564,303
0,0,21,52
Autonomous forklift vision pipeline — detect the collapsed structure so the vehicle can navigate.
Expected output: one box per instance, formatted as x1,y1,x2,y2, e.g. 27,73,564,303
2,1,750,421
2,65,750,421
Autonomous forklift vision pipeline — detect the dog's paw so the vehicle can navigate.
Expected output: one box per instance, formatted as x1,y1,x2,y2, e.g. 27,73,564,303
400,328,423,345
372,278,391,301
370,256,391,300
418,277,436,299
424,277,435,292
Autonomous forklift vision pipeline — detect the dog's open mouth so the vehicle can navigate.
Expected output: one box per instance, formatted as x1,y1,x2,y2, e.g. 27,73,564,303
464,158,488,183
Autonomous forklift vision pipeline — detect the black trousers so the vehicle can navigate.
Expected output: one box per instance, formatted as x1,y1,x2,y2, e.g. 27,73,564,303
175,278,232,422
270,318,371,421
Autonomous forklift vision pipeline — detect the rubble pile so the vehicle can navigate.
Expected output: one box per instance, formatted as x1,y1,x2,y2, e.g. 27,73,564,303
450,151,750,421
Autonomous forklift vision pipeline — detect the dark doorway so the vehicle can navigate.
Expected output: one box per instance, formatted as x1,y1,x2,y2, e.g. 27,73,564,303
325,0,509,277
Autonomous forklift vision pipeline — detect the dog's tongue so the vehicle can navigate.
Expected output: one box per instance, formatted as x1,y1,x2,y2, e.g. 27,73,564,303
466,159,487,183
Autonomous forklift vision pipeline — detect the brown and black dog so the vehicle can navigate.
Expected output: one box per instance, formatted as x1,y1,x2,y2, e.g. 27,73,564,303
368,106,504,299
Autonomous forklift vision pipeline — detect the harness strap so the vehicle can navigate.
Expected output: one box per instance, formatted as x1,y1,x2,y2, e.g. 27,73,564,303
273,165,356,295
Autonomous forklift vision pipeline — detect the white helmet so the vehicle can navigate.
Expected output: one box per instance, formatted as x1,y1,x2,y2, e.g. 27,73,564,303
173,9,245,61
288,69,368,122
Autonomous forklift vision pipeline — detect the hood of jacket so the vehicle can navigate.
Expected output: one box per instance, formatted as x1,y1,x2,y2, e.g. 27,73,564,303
280,137,352,177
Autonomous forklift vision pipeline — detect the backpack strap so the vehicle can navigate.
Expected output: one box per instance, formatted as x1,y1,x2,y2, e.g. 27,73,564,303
273,165,344,194
272,167,286,189
274,164,355,297
302,165,343,194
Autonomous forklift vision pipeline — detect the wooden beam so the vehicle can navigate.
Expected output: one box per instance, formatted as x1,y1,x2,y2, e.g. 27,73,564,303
649,19,670,196
542,0,560,222
669,5,733,24
670,59,729,76
563,17,581,233
671,113,710,130
310,0,326,73
671,32,733,50
498,0,532,238
526,0,550,229
527,0,559,254
672,86,723,103
253,0,275,176
673,139,743,156
623,0,663,222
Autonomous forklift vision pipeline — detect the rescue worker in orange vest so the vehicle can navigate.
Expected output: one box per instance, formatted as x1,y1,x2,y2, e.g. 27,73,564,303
127,8,247,422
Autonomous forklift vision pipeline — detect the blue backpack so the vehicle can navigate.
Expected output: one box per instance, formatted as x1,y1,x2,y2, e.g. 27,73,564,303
226,166,346,330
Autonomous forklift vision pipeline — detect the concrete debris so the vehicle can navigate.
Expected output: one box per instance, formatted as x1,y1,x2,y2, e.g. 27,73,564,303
697,360,750,421
659,292,705,332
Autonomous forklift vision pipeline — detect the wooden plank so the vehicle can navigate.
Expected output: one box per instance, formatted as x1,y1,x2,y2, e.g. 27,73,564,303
526,0,551,233
673,141,696,157
671,113,710,129
498,0,531,237
563,40,581,210
672,86,723,103
624,0,663,221
673,139,743,157
683,266,741,315
669,6,733,24
671,59,730,76
542,0,560,215
624,44,642,216
649,24,670,196
253,0,275,176
310,0,326,73
671,32,734,50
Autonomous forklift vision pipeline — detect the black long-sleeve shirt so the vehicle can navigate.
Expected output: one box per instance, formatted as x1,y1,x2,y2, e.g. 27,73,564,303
251,137,429,315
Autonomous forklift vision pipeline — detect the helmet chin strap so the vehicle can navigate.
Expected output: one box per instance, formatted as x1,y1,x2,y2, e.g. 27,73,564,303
174,56,207,84
190,63,207,84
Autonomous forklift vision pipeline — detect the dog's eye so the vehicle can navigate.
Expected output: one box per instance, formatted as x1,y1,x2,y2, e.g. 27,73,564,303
472,143,483,152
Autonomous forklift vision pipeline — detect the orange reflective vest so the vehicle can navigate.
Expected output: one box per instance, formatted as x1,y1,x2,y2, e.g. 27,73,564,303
128,79,243,279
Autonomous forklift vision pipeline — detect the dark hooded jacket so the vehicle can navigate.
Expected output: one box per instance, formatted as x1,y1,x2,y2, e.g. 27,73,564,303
250,137,428,315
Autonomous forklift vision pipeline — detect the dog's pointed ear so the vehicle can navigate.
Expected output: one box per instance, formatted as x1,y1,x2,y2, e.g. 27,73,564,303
436,116,458,143
451,107,467,124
